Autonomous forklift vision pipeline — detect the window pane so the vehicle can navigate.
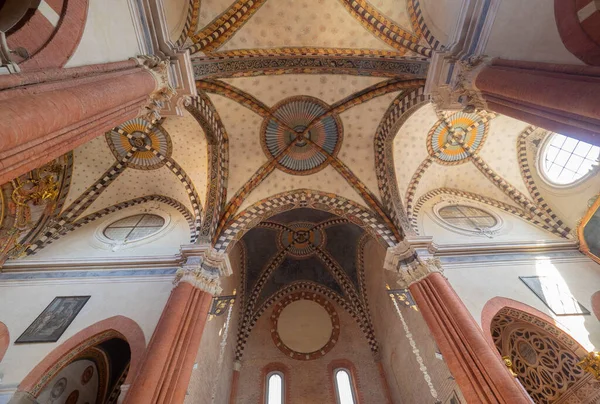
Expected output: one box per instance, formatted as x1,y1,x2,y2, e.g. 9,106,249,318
543,134,598,184
267,374,282,404
109,214,144,228
335,370,356,404
103,227,131,241
104,214,164,242
439,206,463,218
138,214,165,227
439,205,496,231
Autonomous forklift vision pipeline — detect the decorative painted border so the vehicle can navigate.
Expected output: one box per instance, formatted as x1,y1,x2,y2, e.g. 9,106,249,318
203,47,408,58
175,0,201,47
269,292,340,361
214,189,399,253
407,0,443,50
192,54,429,80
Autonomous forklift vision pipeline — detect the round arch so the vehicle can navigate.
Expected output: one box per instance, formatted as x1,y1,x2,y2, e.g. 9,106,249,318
0,322,9,363
17,315,146,397
214,189,399,253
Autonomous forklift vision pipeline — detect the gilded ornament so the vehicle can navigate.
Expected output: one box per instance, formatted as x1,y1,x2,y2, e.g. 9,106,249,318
578,351,600,380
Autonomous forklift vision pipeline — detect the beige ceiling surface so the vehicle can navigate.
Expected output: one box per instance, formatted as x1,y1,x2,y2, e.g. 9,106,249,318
338,91,401,200
218,0,397,51
393,102,437,200
197,0,231,29
237,165,368,213
63,136,116,211
162,110,209,207
206,93,268,203
80,166,194,218
221,75,388,107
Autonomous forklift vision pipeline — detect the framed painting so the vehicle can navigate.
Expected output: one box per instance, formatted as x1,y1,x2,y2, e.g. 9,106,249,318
15,296,90,343
578,195,600,265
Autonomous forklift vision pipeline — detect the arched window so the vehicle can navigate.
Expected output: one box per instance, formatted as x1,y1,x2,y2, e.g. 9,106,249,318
265,371,284,404
103,214,165,242
541,133,599,186
334,368,357,404
438,205,497,232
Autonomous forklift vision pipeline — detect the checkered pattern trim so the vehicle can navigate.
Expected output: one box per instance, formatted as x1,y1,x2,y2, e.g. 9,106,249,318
174,0,201,48
201,47,408,58
144,145,202,239
188,0,267,53
27,195,196,255
337,0,431,57
517,126,572,235
407,0,443,50
197,79,271,117
107,364,129,404
411,188,564,236
186,94,230,241
214,190,398,253
375,88,427,235
405,157,434,220
51,151,75,218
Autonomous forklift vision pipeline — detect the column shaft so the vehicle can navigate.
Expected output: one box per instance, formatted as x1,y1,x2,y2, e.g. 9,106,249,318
125,282,213,404
409,273,531,404
0,60,156,184
475,59,600,146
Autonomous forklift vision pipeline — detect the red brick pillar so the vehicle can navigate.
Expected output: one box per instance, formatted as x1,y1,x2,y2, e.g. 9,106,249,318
384,243,531,404
475,59,600,146
0,58,166,185
125,251,231,404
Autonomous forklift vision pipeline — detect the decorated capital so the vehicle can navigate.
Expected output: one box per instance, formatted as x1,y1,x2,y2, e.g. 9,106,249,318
132,55,177,121
174,245,232,295
384,241,443,288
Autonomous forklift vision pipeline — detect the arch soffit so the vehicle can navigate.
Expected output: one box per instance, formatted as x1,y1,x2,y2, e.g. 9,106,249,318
481,297,588,356
17,315,146,396
214,189,399,254
0,322,9,363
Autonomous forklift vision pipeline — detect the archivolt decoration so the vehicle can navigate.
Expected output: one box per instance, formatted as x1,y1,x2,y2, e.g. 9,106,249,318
106,118,173,170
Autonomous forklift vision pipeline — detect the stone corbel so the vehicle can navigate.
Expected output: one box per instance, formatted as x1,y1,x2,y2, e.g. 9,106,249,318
384,241,443,289
133,55,177,121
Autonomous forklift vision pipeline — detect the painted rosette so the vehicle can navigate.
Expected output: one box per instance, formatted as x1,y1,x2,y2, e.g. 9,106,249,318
261,96,343,175
106,118,172,170
426,112,489,165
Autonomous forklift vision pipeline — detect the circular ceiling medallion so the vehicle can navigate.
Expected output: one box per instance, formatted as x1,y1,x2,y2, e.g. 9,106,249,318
271,292,339,360
260,96,343,175
277,222,325,258
426,112,489,165
106,118,172,170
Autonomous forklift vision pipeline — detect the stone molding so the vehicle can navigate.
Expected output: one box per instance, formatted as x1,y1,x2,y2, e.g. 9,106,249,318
132,55,177,121
174,245,232,294
384,241,443,288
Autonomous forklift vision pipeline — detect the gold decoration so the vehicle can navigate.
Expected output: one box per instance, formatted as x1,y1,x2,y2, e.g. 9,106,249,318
502,356,518,377
578,351,600,380
577,194,600,265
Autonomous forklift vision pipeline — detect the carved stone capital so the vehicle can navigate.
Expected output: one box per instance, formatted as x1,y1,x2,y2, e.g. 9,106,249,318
174,245,232,295
384,241,443,288
132,55,177,121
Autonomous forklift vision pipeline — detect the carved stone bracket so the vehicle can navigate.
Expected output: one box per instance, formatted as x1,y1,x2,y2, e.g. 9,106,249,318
174,245,232,295
132,55,177,121
384,241,443,288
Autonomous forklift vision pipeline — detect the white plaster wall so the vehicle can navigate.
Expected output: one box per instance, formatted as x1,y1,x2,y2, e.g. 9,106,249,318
0,276,172,389
164,0,189,42
444,255,600,351
20,203,190,260
419,196,559,244
485,0,582,65
65,0,141,68
420,0,462,46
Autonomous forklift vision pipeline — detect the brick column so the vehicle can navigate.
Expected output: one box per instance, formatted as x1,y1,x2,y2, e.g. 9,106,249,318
0,56,173,185
125,248,231,404
384,242,531,404
474,59,600,147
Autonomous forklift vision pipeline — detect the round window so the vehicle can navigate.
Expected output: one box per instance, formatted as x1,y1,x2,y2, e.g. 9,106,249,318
541,134,599,186
438,205,497,232
103,214,165,242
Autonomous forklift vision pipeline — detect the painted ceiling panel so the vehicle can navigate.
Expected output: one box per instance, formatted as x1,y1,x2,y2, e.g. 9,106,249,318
221,74,388,107
393,102,438,200
478,114,532,198
162,110,208,207
339,91,401,201
63,136,116,211
206,93,268,203
80,166,194,217
197,0,233,29
323,223,363,288
371,0,413,31
237,165,368,214
240,227,280,299
218,0,397,51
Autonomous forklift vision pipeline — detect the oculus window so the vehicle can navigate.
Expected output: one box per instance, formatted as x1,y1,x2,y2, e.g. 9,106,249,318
265,372,284,404
334,369,357,404
541,134,599,186
103,214,165,242
438,205,497,232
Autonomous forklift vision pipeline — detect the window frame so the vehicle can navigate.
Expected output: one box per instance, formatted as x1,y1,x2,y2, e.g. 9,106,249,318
264,370,285,404
432,201,503,238
102,213,166,243
538,133,600,189
333,368,358,404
